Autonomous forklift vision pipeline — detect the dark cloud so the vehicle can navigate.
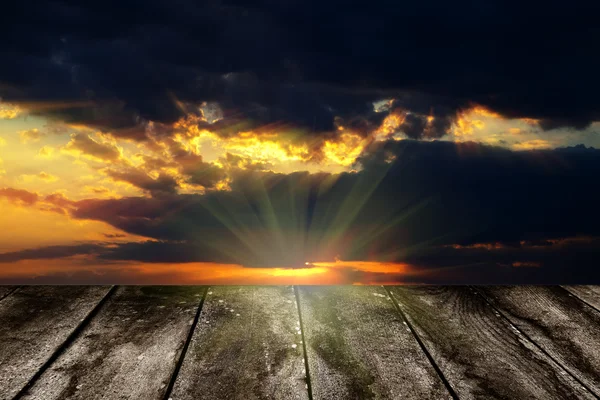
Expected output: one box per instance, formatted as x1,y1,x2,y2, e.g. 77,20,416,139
400,114,428,139
401,237,600,284
537,119,595,132
0,244,102,263
0,188,76,215
1,0,598,140
65,133,121,161
103,233,127,238
168,141,227,187
0,187,39,205
105,168,179,195
98,240,233,264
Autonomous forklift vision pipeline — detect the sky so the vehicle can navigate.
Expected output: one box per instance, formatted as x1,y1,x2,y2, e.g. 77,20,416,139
0,0,599,284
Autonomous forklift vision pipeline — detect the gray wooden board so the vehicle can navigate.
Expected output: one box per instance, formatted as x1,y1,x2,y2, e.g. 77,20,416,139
298,286,452,400
170,286,308,400
0,286,110,400
20,286,205,400
389,286,595,400
564,286,600,311
476,286,600,396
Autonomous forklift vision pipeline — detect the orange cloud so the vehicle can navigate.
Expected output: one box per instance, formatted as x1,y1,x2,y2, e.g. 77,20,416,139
0,187,39,205
19,171,59,183
0,102,21,119
448,242,506,250
219,152,274,171
84,186,111,195
454,114,487,136
0,187,77,214
509,128,522,135
170,113,379,171
520,118,540,125
19,128,46,143
512,139,553,150
220,131,311,163
451,105,508,138
37,145,55,158
511,261,541,268
545,236,596,246
322,132,370,166
373,111,405,139
311,259,410,274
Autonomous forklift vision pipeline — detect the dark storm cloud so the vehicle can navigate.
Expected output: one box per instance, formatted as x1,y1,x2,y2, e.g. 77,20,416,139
3,140,599,282
1,0,598,138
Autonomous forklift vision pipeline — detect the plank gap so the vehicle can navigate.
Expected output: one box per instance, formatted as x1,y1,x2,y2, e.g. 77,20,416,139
0,286,20,303
162,286,209,400
561,286,600,315
383,286,459,400
11,285,118,400
294,286,314,400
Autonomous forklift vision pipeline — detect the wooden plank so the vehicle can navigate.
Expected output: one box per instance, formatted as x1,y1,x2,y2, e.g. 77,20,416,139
563,286,600,312
19,286,205,400
298,286,452,400
476,286,600,396
0,286,111,400
169,286,308,400
389,286,595,400
0,286,18,301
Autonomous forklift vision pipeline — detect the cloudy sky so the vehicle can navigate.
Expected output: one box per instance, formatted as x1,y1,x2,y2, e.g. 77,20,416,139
0,0,599,283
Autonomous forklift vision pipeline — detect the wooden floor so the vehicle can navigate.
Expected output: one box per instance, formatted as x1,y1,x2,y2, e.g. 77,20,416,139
0,286,599,400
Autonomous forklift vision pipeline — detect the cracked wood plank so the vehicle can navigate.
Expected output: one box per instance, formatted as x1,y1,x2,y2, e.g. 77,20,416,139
476,286,600,396
299,286,452,400
389,286,595,400
19,286,205,400
0,286,110,400
170,286,308,400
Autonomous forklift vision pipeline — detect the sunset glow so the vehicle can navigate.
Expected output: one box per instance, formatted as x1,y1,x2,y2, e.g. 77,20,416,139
0,258,417,285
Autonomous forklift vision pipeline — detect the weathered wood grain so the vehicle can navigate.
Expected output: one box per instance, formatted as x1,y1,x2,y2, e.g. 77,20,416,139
0,286,111,400
563,286,600,312
19,286,205,400
298,286,452,400
476,286,600,396
0,286,18,301
389,286,595,400
169,286,308,400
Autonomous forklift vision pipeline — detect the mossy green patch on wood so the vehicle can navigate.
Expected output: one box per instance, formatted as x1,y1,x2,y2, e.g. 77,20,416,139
304,288,377,399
